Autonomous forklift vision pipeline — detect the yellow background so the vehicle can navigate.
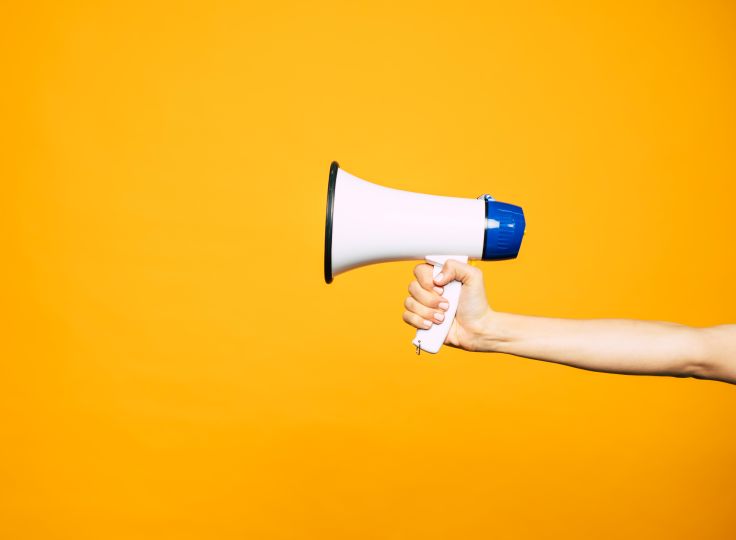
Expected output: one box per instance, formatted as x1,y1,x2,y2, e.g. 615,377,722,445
3,1,736,538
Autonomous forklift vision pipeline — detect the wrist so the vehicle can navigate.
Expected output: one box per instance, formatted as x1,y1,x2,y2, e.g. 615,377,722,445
468,310,511,353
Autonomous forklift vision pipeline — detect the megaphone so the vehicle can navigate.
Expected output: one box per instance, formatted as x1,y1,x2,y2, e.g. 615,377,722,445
324,161,525,354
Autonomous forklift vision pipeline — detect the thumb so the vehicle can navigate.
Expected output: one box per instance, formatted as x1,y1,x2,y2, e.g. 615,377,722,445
434,259,483,287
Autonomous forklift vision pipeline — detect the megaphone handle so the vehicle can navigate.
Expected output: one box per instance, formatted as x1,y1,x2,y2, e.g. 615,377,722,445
412,255,468,354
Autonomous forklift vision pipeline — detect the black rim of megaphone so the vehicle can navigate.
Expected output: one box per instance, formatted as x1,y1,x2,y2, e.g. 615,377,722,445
324,161,338,284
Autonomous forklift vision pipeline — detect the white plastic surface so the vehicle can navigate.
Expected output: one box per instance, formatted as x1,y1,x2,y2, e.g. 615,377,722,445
412,255,468,354
331,168,485,277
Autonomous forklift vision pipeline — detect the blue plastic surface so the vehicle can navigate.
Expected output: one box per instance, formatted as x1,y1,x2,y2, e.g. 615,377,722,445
481,196,526,261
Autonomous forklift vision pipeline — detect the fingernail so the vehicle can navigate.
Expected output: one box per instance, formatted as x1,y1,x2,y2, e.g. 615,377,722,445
434,312,445,322
423,319,432,328
433,286,444,294
435,273,444,283
439,302,449,310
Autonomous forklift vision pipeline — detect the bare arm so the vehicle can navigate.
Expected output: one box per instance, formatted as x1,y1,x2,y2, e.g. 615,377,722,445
477,313,736,383
402,260,736,385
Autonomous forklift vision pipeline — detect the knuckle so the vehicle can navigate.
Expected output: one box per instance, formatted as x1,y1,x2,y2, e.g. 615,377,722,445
411,301,429,317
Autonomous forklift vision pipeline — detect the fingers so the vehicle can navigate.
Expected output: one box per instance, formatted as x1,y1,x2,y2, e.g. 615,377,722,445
408,280,447,310
433,259,483,287
402,305,445,329
404,261,482,331
404,295,445,322
402,289,449,329
413,263,444,295
403,310,433,330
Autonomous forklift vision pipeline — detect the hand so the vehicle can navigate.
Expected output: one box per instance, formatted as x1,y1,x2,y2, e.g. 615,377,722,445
402,260,494,351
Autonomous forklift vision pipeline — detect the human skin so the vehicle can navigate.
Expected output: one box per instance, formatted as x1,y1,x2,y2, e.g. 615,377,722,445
402,260,736,385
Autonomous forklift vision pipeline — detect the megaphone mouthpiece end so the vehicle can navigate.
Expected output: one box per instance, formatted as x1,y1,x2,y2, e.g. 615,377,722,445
481,200,526,261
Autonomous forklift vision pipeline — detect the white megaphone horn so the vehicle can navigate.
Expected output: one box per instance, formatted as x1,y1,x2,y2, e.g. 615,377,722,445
324,161,526,354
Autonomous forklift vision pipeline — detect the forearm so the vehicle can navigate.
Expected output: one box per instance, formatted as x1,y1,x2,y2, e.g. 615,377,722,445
474,312,714,379
405,260,735,383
